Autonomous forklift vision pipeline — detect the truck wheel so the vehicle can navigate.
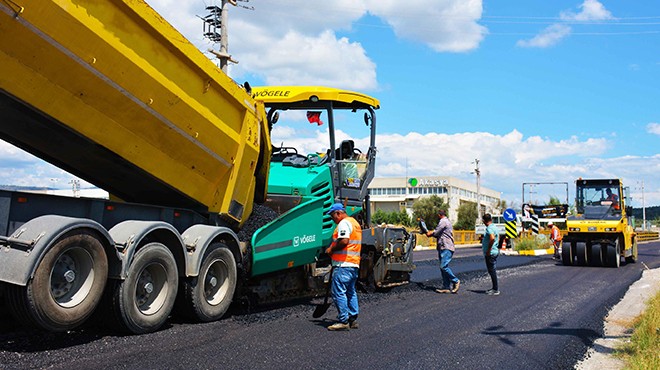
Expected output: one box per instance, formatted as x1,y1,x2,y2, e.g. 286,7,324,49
625,238,637,264
606,240,620,268
180,244,236,322
113,242,178,334
561,242,574,266
589,244,603,267
575,242,588,266
7,231,107,332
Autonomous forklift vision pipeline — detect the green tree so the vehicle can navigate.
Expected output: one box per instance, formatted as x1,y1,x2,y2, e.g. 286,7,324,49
395,209,412,227
548,196,561,205
495,198,508,214
371,209,412,227
372,209,387,225
412,195,449,229
454,201,478,230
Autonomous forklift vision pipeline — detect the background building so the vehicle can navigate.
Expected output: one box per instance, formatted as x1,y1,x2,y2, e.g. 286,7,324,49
368,176,501,224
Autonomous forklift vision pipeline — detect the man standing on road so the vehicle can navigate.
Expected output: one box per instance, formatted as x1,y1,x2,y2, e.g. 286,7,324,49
325,203,361,331
426,209,460,294
549,221,562,259
481,213,500,296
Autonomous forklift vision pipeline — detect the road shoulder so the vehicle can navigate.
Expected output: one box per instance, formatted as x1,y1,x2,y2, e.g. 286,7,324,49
575,266,660,370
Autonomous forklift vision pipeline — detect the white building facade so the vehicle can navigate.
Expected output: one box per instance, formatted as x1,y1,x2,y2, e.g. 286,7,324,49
368,176,501,224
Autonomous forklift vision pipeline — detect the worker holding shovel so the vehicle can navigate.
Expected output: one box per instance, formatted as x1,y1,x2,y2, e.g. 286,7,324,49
323,203,362,331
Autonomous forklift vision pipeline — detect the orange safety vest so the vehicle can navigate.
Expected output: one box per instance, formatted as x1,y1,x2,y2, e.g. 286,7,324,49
551,225,562,241
607,194,620,210
330,216,362,266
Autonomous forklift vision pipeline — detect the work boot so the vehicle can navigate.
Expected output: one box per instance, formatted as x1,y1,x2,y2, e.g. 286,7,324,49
486,289,500,296
327,322,350,331
451,280,461,294
435,288,451,294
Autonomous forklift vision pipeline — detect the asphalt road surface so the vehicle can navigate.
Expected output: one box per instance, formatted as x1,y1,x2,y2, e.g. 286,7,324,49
1,242,658,370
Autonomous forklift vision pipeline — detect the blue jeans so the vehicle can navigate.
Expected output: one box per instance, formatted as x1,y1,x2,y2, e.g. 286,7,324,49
438,249,459,289
331,266,359,323
485,254,498,291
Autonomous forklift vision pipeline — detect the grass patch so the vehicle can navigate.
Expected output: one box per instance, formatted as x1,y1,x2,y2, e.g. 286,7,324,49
514,234,551,251
615,289,660,369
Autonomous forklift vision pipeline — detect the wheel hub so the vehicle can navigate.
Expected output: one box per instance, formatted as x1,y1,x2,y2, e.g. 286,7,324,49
136,270,154,307
64,270,76,283
51,254,76,299
208,276,218,288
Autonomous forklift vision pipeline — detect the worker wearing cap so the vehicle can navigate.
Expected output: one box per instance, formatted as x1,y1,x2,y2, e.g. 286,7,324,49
549,221,562,259
426,209,460,294
325,203,361,331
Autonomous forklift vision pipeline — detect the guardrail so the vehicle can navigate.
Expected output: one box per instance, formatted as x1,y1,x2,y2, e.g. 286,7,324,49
637,231,659,242
454,231,480,245
423,229,658,248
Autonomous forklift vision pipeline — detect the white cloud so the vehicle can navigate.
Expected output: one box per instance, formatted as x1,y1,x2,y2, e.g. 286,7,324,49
149,0,486,90
4,126,660,206
560,0,614,21
267,126,660,205
647,123,660,135
517,24,572,48
517,1,614,49
235,30,377,89
363,0,487,53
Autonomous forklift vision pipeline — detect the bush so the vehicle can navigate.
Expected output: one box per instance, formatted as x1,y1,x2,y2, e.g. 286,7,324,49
514,234,551,251
371,209,413,227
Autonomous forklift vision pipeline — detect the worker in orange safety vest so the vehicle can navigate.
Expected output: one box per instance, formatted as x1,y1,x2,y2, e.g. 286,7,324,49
606,188,620,210
325,203,361,331
549,221,562,260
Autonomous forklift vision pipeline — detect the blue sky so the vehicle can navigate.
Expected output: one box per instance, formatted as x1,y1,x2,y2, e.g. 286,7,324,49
1,0,659,209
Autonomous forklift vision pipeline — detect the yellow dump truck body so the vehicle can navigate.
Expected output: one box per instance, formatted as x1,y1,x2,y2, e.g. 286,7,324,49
0,0,269,224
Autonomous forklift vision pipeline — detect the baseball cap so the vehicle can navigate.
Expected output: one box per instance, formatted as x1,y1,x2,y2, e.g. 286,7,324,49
547,221,553,226
327,203,345,215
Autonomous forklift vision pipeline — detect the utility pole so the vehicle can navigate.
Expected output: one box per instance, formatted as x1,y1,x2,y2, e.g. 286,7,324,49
639,180,646,230
473,159,481,220
202,0,252,73
69,179,80,198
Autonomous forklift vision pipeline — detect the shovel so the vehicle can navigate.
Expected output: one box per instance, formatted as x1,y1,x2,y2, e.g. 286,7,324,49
312,266,334,318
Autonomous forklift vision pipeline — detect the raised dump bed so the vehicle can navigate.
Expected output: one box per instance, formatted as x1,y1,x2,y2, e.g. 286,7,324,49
0,0,269,224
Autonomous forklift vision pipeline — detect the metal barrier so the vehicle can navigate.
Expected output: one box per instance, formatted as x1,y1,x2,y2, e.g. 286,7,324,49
637,231,659,242
454,231,480,245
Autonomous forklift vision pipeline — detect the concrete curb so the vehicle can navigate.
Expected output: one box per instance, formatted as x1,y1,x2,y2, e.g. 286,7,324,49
575,267,660,370
503,248,554,256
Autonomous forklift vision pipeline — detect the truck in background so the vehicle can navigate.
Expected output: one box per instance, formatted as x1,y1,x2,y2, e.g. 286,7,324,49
562,178,637,267
475,214,523,248
0,1,414,334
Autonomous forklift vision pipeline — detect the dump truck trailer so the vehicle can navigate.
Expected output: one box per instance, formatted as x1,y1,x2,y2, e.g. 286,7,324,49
0,0,414,334
562,178,637,268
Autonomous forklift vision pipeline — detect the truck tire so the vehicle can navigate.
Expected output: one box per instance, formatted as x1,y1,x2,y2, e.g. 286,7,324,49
589,244,603,267
113,242,178,334
606,240,620,268
561,242,574,266
179,244,236,322
6,231,107,332
575,242,588,266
